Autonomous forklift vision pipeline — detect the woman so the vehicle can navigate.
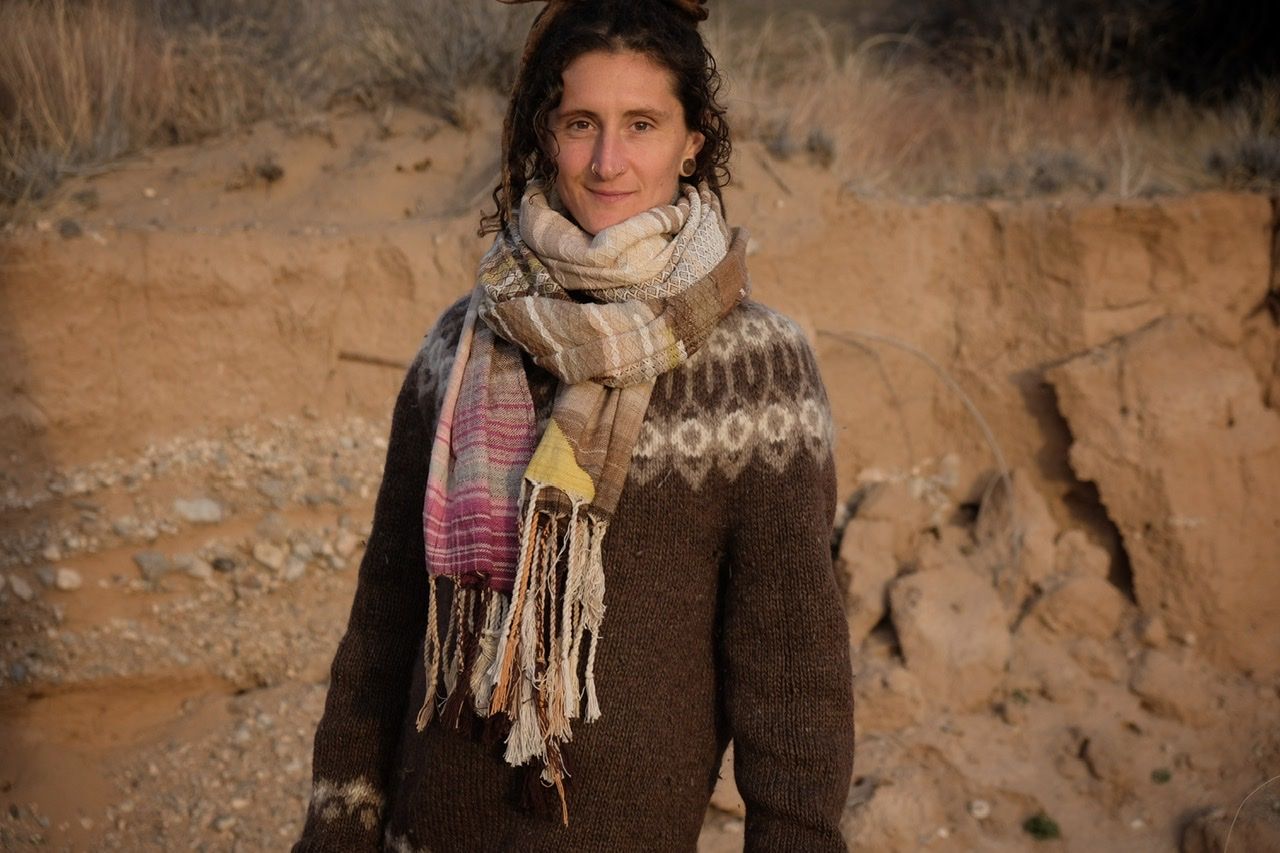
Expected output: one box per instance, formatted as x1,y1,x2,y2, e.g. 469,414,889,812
295,0,854,850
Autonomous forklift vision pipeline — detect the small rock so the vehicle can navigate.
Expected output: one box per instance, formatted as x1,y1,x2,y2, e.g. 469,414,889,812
283,557,307,582
1009,637,1081,703
71,188,100,209
1068,637,1125,681
9,574,36,602
255,512,289,543
186,558,214,581
889,564,1011,711
974,469,1060,606
1080,728,1148,796
855,661,926,732
968,799,991,820
9,661,29,681
253,542,286,571
36,566,57,588
172,553,214,581
212,556,238,574
57,218,83,239
1180,806,1231,853
256,478,290,507
333,529,361,559
55,568,83,591
212,814,237,832
1054,529,1111,578
1136,613,1169,648
839,518,898,645
855,480,936,564
132,551,172,583
1032,574,1127,640
173,497,224,525
842,769,949,851
41,544,62,562
1130,649,1215,727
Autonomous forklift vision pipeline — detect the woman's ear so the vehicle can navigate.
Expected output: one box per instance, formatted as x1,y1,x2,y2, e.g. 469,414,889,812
685,130,706,161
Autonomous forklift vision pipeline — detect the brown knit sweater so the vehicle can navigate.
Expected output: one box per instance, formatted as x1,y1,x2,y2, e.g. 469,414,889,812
294,295,854,852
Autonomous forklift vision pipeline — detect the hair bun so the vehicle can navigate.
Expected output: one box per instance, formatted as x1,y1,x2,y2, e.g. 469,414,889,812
664,0,709,22
499,0,708,22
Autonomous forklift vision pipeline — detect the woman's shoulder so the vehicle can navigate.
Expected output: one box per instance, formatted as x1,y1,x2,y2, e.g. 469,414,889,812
716,298,814,352
694,298,825,390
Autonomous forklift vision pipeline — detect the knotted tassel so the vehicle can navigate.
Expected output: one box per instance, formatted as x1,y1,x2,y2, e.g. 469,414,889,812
581,516,608,722
442,585,466,696
583,631,601,722
415,575,442,732
490,484,544,712
442,587,481,731
559,503,589,720
505,675,545,766
470,591,506,716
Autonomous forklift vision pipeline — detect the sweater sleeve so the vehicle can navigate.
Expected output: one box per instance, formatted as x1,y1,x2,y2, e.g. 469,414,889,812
294,300,465,851
720,328,855,852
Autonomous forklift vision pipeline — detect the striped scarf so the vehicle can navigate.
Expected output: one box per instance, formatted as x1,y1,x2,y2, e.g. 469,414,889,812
417,181,749,823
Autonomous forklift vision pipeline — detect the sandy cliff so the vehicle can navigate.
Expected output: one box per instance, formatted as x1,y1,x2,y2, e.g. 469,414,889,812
1,107,1277,850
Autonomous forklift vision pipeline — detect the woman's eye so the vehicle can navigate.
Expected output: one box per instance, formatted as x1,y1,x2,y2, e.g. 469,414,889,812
633,121,652,132
570,120,592,131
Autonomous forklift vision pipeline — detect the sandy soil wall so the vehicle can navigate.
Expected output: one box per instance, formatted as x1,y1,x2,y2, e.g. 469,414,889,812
3,183,1278,676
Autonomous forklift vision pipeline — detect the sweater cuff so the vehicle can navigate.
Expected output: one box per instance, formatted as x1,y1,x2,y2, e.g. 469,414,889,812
293,774,386,851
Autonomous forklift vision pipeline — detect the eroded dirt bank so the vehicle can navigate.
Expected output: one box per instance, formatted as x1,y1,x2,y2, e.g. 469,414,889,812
1,109,1277,850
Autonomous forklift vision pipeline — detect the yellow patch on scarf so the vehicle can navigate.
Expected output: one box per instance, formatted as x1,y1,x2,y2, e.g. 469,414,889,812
525,420,595,503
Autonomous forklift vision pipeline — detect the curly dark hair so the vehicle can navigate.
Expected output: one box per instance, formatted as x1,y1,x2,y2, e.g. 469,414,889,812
480,0,732,235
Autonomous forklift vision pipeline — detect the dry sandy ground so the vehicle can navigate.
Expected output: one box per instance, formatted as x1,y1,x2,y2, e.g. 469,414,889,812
2,105,1278,851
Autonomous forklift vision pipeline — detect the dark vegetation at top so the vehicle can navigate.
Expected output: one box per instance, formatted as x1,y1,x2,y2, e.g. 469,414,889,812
860,0,1280,103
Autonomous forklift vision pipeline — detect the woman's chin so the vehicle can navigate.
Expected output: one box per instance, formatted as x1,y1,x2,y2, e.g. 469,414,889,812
564,192,655,236
576,207,642,236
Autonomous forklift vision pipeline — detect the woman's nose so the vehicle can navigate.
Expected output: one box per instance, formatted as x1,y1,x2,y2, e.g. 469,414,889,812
592,132,626,180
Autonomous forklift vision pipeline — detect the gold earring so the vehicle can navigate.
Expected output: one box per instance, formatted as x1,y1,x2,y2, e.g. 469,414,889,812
680,158,696,177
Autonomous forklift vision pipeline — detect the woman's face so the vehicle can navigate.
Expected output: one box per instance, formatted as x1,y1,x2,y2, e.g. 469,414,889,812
548,50,704,236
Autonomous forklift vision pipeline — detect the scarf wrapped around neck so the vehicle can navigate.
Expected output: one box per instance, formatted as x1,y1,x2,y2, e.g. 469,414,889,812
417,181,749,823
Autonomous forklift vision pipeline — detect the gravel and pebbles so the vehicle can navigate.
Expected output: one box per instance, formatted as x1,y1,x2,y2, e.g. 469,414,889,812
0,415,389,851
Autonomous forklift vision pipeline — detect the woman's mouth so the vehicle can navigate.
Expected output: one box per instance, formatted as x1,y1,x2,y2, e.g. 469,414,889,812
588,188,635,203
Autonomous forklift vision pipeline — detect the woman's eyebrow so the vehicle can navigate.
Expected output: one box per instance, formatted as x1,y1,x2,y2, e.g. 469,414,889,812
557,106,673,121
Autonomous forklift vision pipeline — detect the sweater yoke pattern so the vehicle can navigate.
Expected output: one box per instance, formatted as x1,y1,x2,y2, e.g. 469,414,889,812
415,296,834,494
632,304,833,489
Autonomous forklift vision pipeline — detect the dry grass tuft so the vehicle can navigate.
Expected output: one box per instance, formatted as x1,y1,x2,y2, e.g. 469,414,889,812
0,0,531,206
708,11,1280,199
0,0,162,202
0,0,287,204
1,1,1277,209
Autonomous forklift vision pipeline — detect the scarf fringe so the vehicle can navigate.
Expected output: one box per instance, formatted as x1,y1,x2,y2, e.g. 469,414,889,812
414,575,442,732
418,480,608,826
